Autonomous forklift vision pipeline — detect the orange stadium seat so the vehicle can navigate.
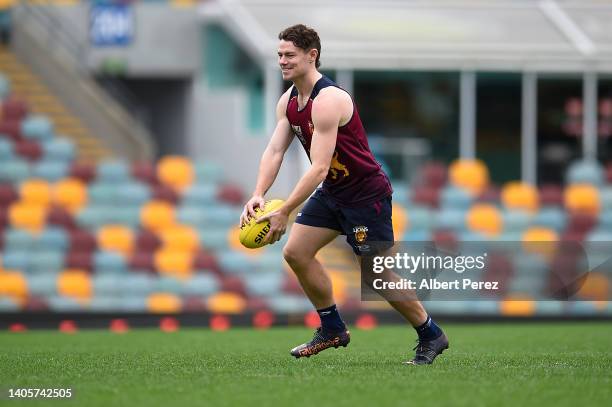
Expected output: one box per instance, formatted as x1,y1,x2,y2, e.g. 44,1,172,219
564,184,600,215
19,179,52,206
576,272,609,301
57,270,92,300
522,227,558,258
157,156,194,192
501,181,539,213
500,296,536,316
449,159,489,196
8,202,47,232
154,248,194,278
53,178,88,213
206,291,247,314
466,203,502,236
392,203,408,237
159,224,199,252
0,271,28,300
146,293,182,314
140,201,176,231
97,225,134,255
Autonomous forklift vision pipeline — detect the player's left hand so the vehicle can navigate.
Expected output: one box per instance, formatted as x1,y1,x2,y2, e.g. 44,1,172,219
256,210,288,244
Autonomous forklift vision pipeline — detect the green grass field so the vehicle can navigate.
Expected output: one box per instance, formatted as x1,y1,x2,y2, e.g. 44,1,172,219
1,323,611,406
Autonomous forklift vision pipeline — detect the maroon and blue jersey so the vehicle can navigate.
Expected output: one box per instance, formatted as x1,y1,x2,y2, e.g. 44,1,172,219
286,75,392,207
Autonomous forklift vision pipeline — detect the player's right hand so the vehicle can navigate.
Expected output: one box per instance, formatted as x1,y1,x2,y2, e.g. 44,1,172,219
240,195,266,226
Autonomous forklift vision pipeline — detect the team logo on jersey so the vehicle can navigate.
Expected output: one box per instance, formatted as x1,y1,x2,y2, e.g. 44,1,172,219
329,151,349,180
291,124,307,145
308,121,315,136
353,226,368,244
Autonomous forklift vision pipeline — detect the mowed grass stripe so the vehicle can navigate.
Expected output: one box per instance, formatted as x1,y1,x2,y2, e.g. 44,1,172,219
0,323,610,407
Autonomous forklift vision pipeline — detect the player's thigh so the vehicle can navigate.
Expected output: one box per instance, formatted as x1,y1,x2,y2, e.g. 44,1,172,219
284,223,340,261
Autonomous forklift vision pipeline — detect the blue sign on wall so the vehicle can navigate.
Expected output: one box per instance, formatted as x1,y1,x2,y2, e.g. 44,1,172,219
90,5,134,47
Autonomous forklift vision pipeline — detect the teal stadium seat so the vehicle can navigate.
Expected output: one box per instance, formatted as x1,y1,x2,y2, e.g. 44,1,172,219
36,227,69,251
77,206,112,229
566,159,604,186
494,231,523,241
92,274,121,297
41,138,76,162
0,138,14,159
0,158,30,183
118,297,147,312
531,207,566,232
502,210,532,233
568,301,605,315
266,294,313,313
243,271,284,297
96,160,131,183
439,185,472,210
154,276,184,294
194,161,224,185
2,250,30,272
0,297,19,311
202,205,239,227
29,251,65,274
198,227,228,251
405,206,433,232
434,208,467,232
107,206,141,228
118,274,155,297
217,251,251,274
178,206,208,226
116,182,151,206
598,210,612,229
88,183,119,205
32,160,69,182
183,273,220,297
21,115,54,142
252,251,284,273
599,186,612,211
4,228,35,251
535,301,565,315
182,185,216,206
458,230,488,241
93,251,127,273
48,296,85,312
584,229,612,269
89,297,121,312
390,183,410,206
27,274,59,296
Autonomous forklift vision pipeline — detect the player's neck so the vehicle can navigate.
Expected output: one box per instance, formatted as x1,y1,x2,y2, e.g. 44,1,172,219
292,70,323,98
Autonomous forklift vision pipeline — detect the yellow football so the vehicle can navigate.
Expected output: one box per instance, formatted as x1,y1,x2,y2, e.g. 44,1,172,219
239,199,285,249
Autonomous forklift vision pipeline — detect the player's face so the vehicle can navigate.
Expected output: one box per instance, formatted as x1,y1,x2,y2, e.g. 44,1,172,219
278,40,312,81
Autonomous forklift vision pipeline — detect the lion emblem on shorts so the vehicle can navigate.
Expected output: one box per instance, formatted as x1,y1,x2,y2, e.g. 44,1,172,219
353,226,368,244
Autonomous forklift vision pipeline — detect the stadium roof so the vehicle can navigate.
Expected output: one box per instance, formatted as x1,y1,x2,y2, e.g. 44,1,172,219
200,0,612,72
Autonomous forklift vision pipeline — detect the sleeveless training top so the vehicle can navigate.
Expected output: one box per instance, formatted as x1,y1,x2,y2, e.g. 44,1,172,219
286,75,392,207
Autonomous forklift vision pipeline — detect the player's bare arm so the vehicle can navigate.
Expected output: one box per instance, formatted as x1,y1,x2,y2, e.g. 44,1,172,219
239,89,294,226
258,88,351,244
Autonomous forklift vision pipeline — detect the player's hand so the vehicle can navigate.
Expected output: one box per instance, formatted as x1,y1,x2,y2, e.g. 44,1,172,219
257,209,288,245
240,195,265,226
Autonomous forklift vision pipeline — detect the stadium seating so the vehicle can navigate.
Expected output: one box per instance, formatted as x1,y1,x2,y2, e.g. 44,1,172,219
1,67,611,318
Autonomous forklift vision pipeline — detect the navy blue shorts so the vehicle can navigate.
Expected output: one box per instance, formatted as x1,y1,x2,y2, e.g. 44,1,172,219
295,189,394,256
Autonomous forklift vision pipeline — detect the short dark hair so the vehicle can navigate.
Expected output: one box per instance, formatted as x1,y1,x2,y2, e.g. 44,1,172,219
278,24,321,68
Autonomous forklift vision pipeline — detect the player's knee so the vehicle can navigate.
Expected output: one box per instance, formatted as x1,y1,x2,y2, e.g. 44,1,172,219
283,245,308,268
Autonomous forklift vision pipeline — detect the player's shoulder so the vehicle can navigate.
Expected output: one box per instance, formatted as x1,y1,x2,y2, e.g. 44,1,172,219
276,87,294,117
314,86,352,109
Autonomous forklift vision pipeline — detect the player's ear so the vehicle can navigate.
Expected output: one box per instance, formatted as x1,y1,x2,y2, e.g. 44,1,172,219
309,48,318,63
